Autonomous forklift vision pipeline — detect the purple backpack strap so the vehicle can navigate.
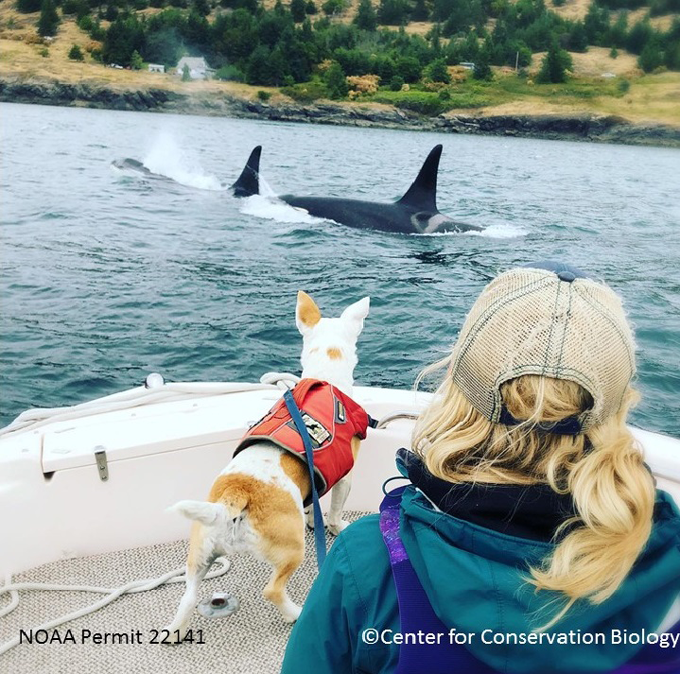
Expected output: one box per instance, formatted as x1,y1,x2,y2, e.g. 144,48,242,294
379,486,680,674
379,487,498,674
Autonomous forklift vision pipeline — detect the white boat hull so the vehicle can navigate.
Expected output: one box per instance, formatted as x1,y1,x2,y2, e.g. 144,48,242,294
1,383,678,577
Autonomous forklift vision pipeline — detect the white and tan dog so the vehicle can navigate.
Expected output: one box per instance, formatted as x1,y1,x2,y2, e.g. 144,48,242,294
164,291,370,640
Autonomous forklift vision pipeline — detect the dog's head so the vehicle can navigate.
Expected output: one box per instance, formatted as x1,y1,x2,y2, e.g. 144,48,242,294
295,291,370,391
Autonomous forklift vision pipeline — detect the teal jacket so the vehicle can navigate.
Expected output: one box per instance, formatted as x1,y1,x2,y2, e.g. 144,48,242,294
281,468,680,673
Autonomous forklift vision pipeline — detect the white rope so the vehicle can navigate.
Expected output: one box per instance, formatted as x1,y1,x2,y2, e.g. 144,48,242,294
0,372,301,439
0,558,231,656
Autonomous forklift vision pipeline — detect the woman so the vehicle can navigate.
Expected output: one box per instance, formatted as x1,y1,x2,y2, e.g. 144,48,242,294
281,262,680,674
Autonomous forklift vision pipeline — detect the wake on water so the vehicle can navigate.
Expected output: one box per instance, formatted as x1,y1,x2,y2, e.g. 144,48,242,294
113,132,527,238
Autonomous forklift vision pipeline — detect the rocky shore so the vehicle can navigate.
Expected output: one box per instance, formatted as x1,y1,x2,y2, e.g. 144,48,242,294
2,76,679,147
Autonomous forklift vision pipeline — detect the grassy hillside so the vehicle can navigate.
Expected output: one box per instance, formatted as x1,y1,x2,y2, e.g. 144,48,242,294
1,0,679,126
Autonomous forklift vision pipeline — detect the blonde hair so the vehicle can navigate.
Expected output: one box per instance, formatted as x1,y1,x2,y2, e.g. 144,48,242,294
413,355,655,629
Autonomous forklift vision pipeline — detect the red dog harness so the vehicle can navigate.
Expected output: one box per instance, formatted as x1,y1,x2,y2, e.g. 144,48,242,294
233,379,372,505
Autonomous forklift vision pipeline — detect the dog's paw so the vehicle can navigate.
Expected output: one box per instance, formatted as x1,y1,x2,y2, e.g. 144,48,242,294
304,508,325,530
281,604,302,623
327,520,350,536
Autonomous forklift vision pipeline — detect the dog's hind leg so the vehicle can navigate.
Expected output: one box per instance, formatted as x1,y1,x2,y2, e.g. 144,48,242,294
164,522,214,643
327,436,360,536
327,472,352,536
256,510,305,622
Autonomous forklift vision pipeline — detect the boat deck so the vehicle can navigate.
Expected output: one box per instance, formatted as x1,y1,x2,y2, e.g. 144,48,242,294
1,511,370,674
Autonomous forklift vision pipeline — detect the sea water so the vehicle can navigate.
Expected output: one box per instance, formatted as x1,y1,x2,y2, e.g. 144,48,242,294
1,102,678,435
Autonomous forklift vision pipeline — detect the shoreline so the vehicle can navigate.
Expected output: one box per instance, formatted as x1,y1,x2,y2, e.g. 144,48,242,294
2,76,680,148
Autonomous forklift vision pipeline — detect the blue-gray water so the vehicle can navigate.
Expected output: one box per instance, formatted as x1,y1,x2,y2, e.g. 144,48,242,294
1,102,679,436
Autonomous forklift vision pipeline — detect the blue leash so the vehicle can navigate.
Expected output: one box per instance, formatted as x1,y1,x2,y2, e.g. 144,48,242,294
283,388,327,569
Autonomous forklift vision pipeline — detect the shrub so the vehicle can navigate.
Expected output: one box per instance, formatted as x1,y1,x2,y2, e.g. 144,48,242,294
257,89,272,101
395,55,421,82
39,46,49,57
281,80,328,102
389,74,404,90
216,64,245,81
322,0,346,15
617,78,630,94
393,93,447,115
346,73,380,94
69,44,85,60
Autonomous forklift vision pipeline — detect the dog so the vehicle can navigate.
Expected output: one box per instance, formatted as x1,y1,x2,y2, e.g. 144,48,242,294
164,291,370,641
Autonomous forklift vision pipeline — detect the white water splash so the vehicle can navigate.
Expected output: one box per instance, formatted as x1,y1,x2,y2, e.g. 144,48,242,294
239,194,323,224
467,223,528,238
413,223,527,238
142,131,223,191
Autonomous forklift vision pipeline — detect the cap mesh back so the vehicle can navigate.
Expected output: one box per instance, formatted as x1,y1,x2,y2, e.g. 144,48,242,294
450,268,635,430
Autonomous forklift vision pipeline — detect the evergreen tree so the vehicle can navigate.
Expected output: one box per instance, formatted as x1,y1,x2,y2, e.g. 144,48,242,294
193,0,210,14
638,39,663,72
411,0,429,21
607,13,628,48
305,0,317,12
16,0,42,12
428,22,442,54
568,20,588,52
378,0,410,25
626,19,653,55
182,63,191,80
291,0,307,21
247,45,271,85
583,1,609,45
324,61,349,98
38,0,60,37
537,40,570,83
426,57,451,82
131,49,144,69
473,41,492,79
354,0,377,30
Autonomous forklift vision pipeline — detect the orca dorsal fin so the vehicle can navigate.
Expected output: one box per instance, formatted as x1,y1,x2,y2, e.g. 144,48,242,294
397,144,442,211
231,145,262,197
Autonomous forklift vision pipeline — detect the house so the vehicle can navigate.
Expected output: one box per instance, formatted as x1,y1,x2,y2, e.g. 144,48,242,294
148,63,165,73
175,56,215,80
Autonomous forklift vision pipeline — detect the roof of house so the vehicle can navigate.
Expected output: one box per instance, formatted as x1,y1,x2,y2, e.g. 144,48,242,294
176,56,210,70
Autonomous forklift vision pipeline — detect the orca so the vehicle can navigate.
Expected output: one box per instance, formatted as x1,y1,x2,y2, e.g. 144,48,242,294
110,157,170,180
232,144,482,234
111,145,482,234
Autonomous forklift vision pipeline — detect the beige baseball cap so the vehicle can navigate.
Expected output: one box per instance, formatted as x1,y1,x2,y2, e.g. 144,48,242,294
450,262,636,434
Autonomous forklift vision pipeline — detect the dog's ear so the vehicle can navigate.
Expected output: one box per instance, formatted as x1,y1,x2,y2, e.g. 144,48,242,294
341,297,370,338
296,291,322,336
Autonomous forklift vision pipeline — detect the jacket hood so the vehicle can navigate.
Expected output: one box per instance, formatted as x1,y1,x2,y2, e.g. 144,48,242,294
395,450,680,674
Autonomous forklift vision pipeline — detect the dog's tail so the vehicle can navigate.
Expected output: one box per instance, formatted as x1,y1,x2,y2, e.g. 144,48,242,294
169,494,248,526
